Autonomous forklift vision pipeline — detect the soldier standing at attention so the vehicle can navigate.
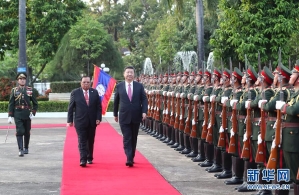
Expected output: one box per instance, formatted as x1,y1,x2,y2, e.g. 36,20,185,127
8,73,38,157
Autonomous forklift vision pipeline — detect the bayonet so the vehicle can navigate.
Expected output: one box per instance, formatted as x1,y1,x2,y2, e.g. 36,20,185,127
258,51,265,100
278,48,283,101
245,54,251,100
230,57,235,99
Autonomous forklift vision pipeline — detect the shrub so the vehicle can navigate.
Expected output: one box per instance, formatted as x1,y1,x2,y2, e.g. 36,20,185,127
51,81,80,93
0,77,15,101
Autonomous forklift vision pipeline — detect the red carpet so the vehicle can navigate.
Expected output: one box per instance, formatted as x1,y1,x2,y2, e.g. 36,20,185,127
0,124,66,129
60,123,180,195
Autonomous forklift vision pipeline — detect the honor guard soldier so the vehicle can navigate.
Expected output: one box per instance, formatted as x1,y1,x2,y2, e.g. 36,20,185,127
8,73,38,157
205,68,223,173
234,66,258,192
222,67,244,185
276,63,299,194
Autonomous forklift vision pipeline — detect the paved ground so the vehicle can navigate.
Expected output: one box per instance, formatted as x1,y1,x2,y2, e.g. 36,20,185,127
0,116,294,195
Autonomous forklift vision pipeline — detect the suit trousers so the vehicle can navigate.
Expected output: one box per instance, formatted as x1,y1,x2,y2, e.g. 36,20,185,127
76,123,96,162
120,122,140,162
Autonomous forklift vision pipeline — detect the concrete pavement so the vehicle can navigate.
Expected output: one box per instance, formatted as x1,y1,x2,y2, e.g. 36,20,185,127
0,116,294,195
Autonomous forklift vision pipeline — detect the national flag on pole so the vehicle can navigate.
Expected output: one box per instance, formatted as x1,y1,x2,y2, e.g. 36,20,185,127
92,65,116,115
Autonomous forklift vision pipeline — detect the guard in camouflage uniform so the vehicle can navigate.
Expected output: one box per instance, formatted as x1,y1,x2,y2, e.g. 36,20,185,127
277,64,299,194
8,73,38,157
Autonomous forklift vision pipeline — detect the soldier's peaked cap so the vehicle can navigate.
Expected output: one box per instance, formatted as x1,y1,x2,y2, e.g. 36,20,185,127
213,68,222,78
279,64,292,80
261,66,274,85
223,68,231,78
16,72,27,80
183,71,189,76
232,67,243,80
247,65,258,82
204,70,211,77
197,69,203,75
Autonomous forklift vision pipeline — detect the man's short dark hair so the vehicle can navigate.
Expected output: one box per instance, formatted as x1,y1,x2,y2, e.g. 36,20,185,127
124,66,135,72
81,76,91,81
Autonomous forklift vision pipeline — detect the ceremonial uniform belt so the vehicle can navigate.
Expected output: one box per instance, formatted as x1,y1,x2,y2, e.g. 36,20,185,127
227,112,232,117
282,122,299,128
267,117,276,121
238,115,246,119
15,106,31,109
252,118,260,122
215,111,221,115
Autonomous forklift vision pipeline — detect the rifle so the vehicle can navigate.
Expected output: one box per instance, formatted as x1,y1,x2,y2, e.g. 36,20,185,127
218,59,227,148
206,65,216,143
184,93,192,134
179,90,186,131
241,55,252,160
155,75,162,121
228,58,238,154
267,48,283,170
201,63,209,140
190,98,199,138
256,52,267,164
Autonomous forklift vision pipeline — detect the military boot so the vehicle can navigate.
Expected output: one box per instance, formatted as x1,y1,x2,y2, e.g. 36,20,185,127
186,137,198,157
24,134,30,154
274,177,289,195
207,146,222,172
175,131,185,151
17,135,24,157
294,183,299,195
167,127,175,145
199,142,214,167
192,139,205,162
215,151,232,179
171,129,179,148
225,156,244,185
236,160,256,192
180,134,191,154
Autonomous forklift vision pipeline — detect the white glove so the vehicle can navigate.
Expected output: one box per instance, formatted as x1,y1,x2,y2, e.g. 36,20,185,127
230,99,238,107
273,121,277,129
8,117,13,124
276,101,286,110
170,111,173,116
245,100,251,109
193,95,199,101
30,113,34,120
166,110,168,115
230,128,235,137
202,96,209,102
185,117,189,123
243,133,247,142
163,91,167,96
167,92,171,96
180,93,185,98
258,100,268,108
180,114,183,120
219,126,224,133
210,95,216,102
271,139,276,149
163,110,165,114
221,96,228,104
208,122,211,129
257,134,262,144
171,91,175,97
192,119,196,125
176,93,180,98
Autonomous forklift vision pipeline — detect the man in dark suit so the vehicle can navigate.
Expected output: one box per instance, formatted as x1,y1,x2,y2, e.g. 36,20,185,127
113,66,148,167
67,76,102,167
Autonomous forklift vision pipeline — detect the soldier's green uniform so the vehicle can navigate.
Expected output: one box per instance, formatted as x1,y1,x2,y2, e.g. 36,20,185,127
8,73,38,156
280,65,299,186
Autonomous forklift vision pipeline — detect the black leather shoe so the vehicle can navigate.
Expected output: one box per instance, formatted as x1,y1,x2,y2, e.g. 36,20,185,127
167,140,175,145
199,160,213,167
175,146,185,151
207,165,223,173
259,190,272,195
126,161,133,167
225,177,243,185
192,154,205,162
205,164,215,171
186,152,198,158
216,170,232,179
18,149,24,157
180,148,191,154
23,148,29,154
236,182,255,192
80,161,87,167
87,160,93,164
170,143,179,148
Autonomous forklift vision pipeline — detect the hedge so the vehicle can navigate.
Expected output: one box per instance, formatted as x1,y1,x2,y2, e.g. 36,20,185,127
51,81,80,93
0,101,114,113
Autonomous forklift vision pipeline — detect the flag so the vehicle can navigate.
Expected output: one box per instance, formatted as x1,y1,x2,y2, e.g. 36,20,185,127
92,65,116,115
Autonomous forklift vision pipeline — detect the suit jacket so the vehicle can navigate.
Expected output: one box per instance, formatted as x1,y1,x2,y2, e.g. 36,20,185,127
67,87,102,128
113,81,148,124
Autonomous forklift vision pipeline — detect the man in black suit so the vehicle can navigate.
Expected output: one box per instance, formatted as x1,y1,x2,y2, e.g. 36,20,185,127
113,66,148,167
67,76,102,167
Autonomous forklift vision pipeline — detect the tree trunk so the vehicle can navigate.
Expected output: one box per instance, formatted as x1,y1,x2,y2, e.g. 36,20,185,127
196,0,204,69
18,0,27,81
